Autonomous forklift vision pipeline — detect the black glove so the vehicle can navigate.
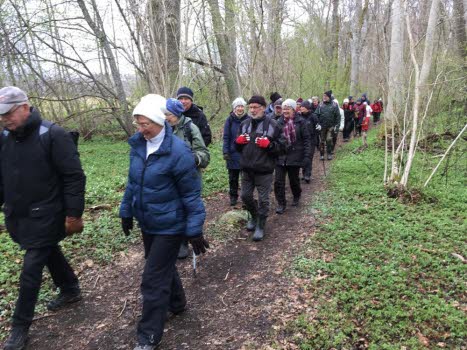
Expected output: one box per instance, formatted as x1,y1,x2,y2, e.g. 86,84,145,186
223,153,230,161
121,217,133,236
189,235,210,255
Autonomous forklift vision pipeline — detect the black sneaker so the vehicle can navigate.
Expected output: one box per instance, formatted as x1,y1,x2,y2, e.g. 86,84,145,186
303,176,310,184
275,205,286,214
4,327,28,350
229,197,238,206
47,289,82,312
291,197,300,206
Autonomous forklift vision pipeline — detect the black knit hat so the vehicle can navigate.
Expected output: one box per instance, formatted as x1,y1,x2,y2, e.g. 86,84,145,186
324,90,332,99
248,95,267,107
176,86,194,100
270,92,282,103
301,100,312,110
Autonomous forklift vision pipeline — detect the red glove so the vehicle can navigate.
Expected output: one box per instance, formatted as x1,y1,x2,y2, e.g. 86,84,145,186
236,134,250,145
255,136,270,149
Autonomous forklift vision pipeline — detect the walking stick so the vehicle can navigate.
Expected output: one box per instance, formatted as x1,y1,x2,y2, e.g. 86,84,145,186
192,251,197,278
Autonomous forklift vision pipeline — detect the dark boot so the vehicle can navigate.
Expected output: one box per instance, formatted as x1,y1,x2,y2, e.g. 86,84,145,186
303,176,310,184
327,154,333,160
47,286,81,312
177,241,189,259
4,327,29,350
319,154,324,161
292,196,300,206
229,196,238,206
252,216,266,241
246,212,257,231
275,204,286,214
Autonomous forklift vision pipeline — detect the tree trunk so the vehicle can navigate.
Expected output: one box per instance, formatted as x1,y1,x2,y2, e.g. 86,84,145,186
326,0,340,89
453,0,466,58
349,0,368,95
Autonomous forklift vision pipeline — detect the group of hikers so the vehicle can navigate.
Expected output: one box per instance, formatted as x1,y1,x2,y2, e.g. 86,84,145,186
0,85,382,350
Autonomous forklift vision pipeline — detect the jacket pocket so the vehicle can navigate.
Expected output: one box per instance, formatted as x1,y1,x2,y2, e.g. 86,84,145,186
29,201,62,218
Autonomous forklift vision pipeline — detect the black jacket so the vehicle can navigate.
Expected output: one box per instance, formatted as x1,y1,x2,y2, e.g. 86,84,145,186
0,108,86,248
235,115,284,174
183,104,212,146
300,111,319,146
276,115,311,167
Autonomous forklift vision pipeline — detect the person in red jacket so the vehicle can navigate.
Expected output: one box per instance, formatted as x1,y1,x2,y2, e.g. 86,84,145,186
361,111,371,147
370,99,383,124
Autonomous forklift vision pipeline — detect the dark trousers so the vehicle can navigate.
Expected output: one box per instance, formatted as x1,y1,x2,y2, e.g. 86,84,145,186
373,112,381,124
241,171,273,217
274,165,301,205
228,169,240,199
302,143,316,179
13,245,78,328
138,233,186,346
331,129,338,152
343,119,354,140
320,128,333,155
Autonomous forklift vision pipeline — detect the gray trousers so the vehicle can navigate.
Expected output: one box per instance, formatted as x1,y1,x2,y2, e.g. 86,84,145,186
241,171,273,217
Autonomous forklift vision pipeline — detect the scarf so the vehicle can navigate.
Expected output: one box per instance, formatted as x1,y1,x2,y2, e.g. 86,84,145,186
283,114,296,145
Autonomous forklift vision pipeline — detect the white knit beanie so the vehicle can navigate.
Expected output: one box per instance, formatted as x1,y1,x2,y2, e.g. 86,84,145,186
343,98,349,104
133,94,166,126
232,97,247,109
282,98,297,110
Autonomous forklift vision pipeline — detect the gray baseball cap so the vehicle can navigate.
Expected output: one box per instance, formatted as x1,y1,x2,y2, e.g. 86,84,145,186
0,86,29,114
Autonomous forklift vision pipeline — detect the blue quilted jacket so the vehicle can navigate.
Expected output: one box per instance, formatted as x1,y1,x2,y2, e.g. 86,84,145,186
119,123,205,237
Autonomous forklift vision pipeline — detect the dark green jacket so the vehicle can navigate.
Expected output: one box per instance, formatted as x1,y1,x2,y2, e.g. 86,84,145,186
313,101,340,129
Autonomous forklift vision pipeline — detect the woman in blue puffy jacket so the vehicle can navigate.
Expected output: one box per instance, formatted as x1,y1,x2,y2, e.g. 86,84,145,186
119,94,209,350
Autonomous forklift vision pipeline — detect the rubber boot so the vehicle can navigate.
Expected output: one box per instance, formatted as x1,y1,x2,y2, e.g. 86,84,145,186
4,327,29,350
252,216,266,241
246,211,257,231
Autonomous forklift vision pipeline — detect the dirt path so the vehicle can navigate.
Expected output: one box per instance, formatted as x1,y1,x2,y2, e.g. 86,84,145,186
22,153,332,350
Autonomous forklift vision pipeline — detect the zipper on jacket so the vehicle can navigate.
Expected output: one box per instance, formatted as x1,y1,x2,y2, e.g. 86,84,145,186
140,157,149,226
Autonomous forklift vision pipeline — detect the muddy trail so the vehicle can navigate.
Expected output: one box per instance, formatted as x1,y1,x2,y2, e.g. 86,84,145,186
21,150,335,350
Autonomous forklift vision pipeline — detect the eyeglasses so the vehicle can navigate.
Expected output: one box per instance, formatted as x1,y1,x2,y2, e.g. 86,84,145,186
0,105,21,118
132,121,153,129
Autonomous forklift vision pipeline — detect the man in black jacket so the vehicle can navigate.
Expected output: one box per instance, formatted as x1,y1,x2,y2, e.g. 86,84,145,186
0,86,86,350
299,100,321,183
313,90,340,160
235,95,284,241
177,86,212,147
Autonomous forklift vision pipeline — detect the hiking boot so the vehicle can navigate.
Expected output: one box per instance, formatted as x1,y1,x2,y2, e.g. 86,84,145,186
275,204,286,214
303,176,310,184
229,196,238,206
4,327,28,350
177,241,189,259
319,155,324,161
343,138,349,142
291,197,300,206
133,342,161,350
246,212,257,231
47,287,81,312
327,154,333,160
252,216,266,241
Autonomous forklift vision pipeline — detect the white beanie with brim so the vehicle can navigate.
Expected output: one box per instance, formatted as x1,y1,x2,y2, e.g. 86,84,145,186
133,94,166,126
232,97,247,109
282,98,297,110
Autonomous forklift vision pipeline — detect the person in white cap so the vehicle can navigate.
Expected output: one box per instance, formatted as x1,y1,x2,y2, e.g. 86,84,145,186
223,97,250,206
0,86,86,350
119,94,209,350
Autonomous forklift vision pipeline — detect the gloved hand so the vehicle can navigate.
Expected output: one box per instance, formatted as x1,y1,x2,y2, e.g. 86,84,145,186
235,134,250,145
255,136,270,149
193,152,201,167
223,153,230,161
316,124,322,131
121,217,133,236
65,216,84,236
189,235,210,255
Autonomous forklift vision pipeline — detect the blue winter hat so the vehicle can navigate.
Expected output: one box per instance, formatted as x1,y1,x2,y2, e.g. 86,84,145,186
176,86,194,100
166,98,185,117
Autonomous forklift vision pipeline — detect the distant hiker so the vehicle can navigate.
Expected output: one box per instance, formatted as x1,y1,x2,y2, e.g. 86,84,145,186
342,98,355,142
176,86,212,147
361,107,371,147
223,97,250,206
274,99,311,214
164,98,210,260
354,98,366,136
266,92,282,117
235,95,284,241
313,90,340,160
330,99,344,154
120,94,208,350
296,97,303,112
272,98,283,120
361,92,369,105
300,99,321,183
310,96,320,114
370,99,383,124
0,86,86,350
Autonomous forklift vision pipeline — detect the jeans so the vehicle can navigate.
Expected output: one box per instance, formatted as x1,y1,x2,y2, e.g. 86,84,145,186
12,245,78,328
241,171,273,217
137,233,186,346
274,165,301,205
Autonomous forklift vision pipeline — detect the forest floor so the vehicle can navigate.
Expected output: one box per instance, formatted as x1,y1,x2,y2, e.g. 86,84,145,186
21,150,329,350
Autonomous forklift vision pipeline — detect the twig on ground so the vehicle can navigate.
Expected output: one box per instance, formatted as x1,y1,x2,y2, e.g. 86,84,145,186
118,299,127,318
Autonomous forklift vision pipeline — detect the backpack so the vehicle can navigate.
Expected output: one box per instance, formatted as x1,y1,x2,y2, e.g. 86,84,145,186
182,120,194,146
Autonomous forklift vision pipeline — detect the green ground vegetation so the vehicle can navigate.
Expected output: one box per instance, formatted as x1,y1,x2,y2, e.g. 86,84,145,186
0,136,228,337
287,130,466,349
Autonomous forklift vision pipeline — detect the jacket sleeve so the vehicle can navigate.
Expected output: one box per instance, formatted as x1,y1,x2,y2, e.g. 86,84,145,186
198,112,212,147
173,151,206,237
234,120,246,153
119,173,134,218
267,120,286,156
222,118,230,154
50,126,86,217
302,121,311,159
334,105,341,127
190,123,210,169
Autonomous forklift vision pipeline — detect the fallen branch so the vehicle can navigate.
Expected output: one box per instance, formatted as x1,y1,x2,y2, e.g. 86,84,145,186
118,299,127,318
